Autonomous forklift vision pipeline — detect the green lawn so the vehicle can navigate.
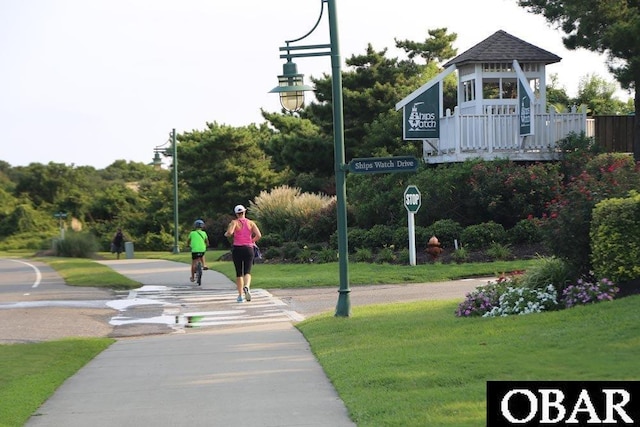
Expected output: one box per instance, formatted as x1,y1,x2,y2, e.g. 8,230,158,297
103,250,541,289
0,338,114,427
298,295,640,426
1,252,637,426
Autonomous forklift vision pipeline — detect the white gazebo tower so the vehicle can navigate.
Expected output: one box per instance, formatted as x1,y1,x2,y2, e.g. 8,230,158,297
396,30,587,163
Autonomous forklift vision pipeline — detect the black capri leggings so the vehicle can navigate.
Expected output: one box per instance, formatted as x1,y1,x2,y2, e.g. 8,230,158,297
232,245,254,277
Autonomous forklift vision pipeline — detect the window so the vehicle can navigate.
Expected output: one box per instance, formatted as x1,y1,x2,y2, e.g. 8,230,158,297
463,79,476,102
502,79,517,99
483,79,500,99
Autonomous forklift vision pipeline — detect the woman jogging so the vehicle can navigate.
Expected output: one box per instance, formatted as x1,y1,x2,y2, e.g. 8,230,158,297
224,204,261,302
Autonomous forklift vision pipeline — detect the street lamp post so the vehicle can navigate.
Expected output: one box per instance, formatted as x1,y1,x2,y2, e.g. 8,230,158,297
154,128,180,254
270,0,350,317
170,128,179,254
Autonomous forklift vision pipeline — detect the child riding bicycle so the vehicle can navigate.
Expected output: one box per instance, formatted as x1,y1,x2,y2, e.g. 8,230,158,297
187,219,209,283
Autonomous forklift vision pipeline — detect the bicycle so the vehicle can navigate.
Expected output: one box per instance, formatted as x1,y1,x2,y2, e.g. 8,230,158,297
195,257,204,286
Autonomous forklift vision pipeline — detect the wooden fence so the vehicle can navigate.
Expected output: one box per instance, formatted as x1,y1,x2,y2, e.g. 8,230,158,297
593,115,636,153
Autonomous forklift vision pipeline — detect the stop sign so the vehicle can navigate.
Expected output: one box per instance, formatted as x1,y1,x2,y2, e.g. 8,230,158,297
404,185,421,213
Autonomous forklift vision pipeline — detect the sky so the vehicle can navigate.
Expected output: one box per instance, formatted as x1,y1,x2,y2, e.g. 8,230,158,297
0,0,633,169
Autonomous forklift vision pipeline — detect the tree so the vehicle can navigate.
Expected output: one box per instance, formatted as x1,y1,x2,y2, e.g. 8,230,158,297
517,0,640,160
260,112,334,194
177,122,284,222
303,45,425,158
10,162,101,223
302,29,459,158
394,27,458,66
574,73,634,115
546,73,572,111
101,160,163,182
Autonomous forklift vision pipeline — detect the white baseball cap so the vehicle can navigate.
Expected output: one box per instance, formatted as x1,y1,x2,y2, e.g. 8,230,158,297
234,204,247,214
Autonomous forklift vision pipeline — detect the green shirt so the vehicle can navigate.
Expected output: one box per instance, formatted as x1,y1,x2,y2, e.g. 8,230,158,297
189,230,208,252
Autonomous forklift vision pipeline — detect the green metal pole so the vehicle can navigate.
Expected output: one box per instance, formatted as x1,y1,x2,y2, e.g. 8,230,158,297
327,0,350,317
171,128,180,254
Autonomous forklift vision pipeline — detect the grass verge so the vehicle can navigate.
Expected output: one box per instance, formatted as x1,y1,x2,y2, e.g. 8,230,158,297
297,295,640,426
0,338,114,427
34,257,140,289
101,250,541,289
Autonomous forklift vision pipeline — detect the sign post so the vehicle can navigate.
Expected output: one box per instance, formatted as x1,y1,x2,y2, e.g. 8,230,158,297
348,156,418,174
53,212,67,240
404,185,421,266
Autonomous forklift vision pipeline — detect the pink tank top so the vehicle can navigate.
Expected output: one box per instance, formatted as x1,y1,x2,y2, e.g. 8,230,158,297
233,218,253,246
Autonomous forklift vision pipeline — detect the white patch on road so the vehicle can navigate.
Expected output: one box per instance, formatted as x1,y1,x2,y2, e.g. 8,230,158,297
109,313,178,326
106,287,305,329
106,298,166,311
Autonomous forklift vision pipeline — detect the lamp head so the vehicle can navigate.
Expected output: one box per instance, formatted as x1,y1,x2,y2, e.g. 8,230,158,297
270,60,314,112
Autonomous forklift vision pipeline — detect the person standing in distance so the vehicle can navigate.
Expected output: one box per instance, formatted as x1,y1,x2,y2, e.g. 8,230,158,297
224,204,261,302
187,219,209,283
112,228,125,259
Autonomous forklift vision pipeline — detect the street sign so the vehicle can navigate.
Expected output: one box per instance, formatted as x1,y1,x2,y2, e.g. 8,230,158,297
349,156,418,174
404,185,421,213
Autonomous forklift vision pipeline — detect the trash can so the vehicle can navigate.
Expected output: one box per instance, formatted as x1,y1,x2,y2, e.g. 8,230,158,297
125,241,134,259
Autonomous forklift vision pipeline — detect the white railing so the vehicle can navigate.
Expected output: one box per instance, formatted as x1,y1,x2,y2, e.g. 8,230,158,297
427,105,587,158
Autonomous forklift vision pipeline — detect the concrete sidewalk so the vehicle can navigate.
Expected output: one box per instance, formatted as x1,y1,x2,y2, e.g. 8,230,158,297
26,260,355,427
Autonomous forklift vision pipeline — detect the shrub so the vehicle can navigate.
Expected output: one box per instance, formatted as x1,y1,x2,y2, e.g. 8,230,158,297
460,221,507,250
556,132,604,178
318,248,337,263
298,199,338,243
251,185,335,241
426,219,463,248
296,246,314,263
280,242,300,261
375,246,396,264
262,247,281,260
561,276,619,308
484,284,559,317
365,224,395,248
137,231,174,251
392,227,431,249
539,152,640,274
258,233,284,249
507,218,542,244
590,190,640,283
485,242,512,261
519,256,574,294
207,214,234,249
466,159,561,228
353,247,373,263
397,248,410,264
347,173,407,229
347,228,369,252
0,232,53,251
414,226,433,249
392,227,408,248
451,247,469,263
55,231,99,258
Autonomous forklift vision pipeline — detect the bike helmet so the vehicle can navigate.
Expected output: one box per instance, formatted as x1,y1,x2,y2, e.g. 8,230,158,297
194,219,205,228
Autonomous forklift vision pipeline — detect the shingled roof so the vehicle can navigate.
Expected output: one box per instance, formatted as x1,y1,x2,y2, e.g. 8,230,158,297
443,30,562,68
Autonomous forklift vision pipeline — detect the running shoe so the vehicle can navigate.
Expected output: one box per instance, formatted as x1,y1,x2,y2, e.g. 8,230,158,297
244,286,251,302
236,295,243,303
